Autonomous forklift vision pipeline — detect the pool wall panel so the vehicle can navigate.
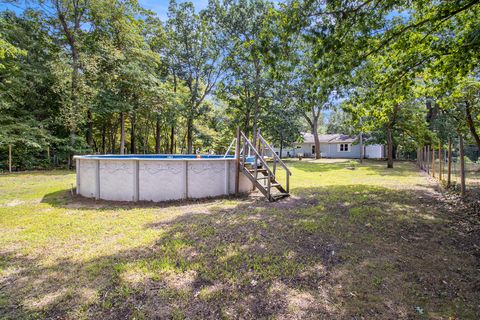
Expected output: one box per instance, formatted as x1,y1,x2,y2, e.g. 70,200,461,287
75,156,254,202
138,160,186,201
98,160,135,201
187,160,226,198
78,159,97,198
229,163,253,194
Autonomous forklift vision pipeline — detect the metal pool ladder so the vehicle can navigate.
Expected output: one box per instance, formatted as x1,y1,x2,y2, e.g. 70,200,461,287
226,128,291,202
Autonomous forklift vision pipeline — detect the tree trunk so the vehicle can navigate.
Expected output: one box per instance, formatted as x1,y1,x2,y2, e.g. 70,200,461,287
130,113,136,154
252,60,261,148
101,125,106,154
386,126,394,168
359,132,363,163
244,104,251,138
155,116,161,154
465,100,480,150
313,126,321,159
305,108,321,160
252,102,260,149
93,136,98,153
187,117,193,154
47,146,50,167
69,38,79,165
110,128,114,154
69,132,75,169
120,112,125,154
170,125,175,154
279,136,283,159
8,144,12,173
86,109,94,149
111,121,117,154
170,70,177,155
56,3,82,166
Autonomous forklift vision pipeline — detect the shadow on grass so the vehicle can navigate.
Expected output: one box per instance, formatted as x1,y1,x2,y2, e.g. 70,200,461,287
41,189,252,210
39,160,418,210
4,184,480,319
0,169,73,177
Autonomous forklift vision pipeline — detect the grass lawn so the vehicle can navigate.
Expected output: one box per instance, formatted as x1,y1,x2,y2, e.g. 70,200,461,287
1,160,479,319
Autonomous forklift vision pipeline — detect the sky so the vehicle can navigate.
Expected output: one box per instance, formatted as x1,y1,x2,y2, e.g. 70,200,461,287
0,0,210,20
139,0,209,20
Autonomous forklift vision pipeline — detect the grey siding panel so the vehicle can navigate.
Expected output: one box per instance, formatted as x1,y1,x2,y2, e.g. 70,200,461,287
319,143,329,154
292,142,366,158
275,140,383,159
324,144,361,158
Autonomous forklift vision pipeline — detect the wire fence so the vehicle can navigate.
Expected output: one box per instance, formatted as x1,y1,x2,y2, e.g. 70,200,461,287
417,138,480,197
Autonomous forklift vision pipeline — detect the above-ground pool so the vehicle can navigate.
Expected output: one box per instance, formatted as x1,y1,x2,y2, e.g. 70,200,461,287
74,155,254,202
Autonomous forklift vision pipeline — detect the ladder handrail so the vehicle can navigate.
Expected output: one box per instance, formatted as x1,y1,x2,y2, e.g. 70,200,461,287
235,129,291,200
239,132,276,179
225,137,246,157
224,138,236,157
257,133,292,176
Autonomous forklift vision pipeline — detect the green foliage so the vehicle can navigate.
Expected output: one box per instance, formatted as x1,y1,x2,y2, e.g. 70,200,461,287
0,0,478,169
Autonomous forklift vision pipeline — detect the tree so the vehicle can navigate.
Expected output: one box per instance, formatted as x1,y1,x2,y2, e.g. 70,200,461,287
261,90,301,158
289,41,336,160
166,0,227,153
209,0,276,146
345,52,430,168
49,0,91,163
326,109,354,135
0,10,63,169
88,0,161,154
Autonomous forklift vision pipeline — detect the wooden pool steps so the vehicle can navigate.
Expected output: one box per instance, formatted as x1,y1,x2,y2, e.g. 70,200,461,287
233,130,292,202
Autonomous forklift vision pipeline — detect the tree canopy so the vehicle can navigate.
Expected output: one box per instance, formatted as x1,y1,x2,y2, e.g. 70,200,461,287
0,0,479,170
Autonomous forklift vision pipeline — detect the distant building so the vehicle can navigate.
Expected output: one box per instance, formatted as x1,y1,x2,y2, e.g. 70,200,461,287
270,133,385,159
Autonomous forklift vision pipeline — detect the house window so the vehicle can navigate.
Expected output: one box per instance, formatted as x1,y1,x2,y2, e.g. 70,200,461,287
338,144,350,152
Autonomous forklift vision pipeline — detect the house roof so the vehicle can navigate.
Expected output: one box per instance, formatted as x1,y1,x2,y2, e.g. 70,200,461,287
301,133,358,144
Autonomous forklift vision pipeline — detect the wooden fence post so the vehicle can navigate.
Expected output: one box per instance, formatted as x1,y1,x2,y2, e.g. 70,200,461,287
431,145,435,178
438,142,442,181
426,146,430,174
418,148,422,169
47,146,51,167
8,144,12,173
458,133,466,198
235,127,241,194
447,138,452,187
422,146,427,171
423,146,430,173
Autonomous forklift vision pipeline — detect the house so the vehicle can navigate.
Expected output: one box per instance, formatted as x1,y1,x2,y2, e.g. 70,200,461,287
271,133,385,159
